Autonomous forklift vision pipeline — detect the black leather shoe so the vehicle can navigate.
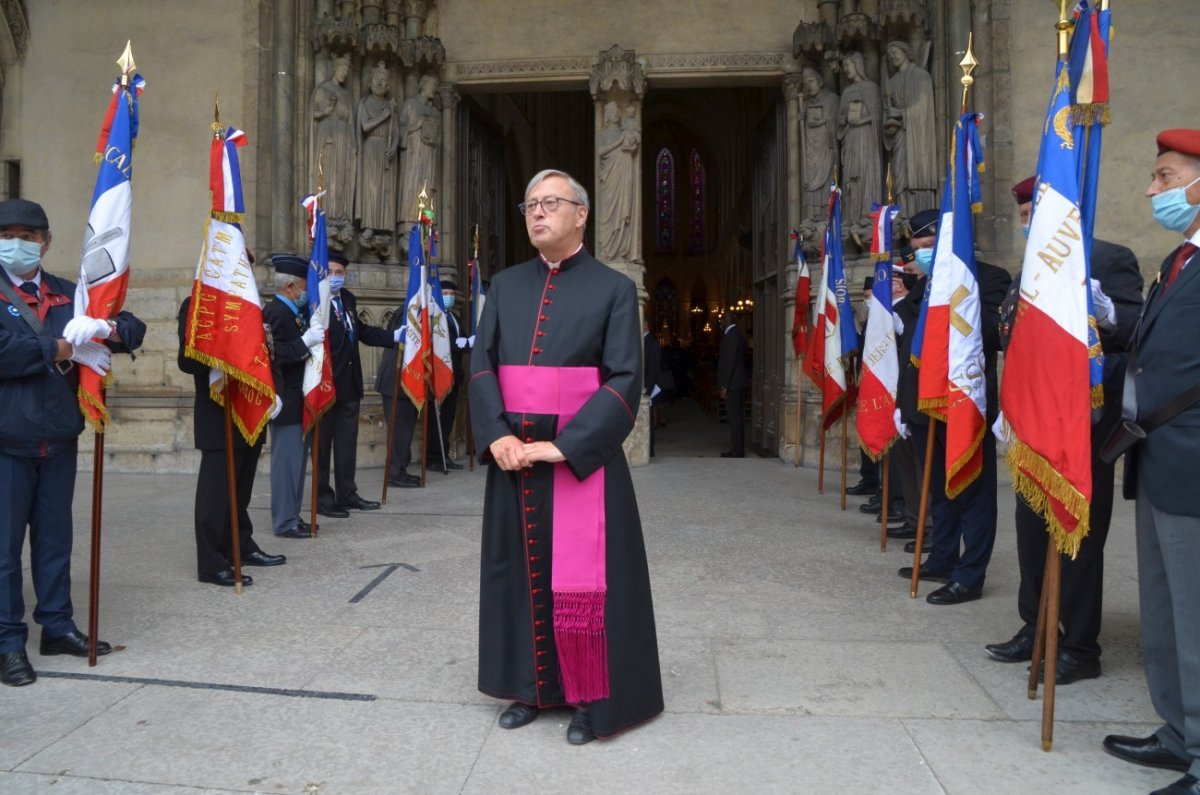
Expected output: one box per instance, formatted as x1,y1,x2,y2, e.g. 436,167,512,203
903,540,926,554
277,525,311,539
1036,651,1101,684
875,508,906,524
719,451,744,458
198,569,254,587
859,496,883,514
339,494,381,511
497,701,539,729
297,518,318,534
317,504,350,518
387,476,421,488
0,650,35,686
567,709,595,745
897,564,951,584
427,459,464,471
846,480,878,496
1102,734,1190,772
985,631,1035,663
926,581,983,605
40,629,112,657
1152,774,1200,795
886,522,918,539
243,550,286,567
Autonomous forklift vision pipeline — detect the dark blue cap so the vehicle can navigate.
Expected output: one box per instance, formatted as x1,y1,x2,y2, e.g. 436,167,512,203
328,252,349,267
271,253,308,278
0,199,49,230
909,209,939,239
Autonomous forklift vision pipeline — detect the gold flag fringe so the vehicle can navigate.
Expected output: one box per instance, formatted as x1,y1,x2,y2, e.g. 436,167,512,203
211,210,244,225
77,378,113,434
860,433,900,463
943,421,985,500
1004,435,1090,559
1070,103,1111,128
1091,383,1104,410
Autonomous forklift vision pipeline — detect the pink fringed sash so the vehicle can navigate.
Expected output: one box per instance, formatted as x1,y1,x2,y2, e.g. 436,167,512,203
499,365,609,703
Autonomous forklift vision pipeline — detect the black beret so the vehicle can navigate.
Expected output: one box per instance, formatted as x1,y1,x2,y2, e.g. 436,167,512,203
440,279,458,291
0,198,49,230
909,209,939,239
328,252,349,267
272,253,308,279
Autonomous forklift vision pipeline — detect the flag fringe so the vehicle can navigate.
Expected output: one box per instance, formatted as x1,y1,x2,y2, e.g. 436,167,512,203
211,210,244,225
1070,103,1111,127
1091,383,1104,410
860,434,899,463
77,381,112,434
183,344,275,447
944,421,985,499
1004,437,1090,559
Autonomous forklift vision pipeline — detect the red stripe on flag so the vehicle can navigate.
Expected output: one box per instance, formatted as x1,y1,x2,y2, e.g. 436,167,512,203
856,368,898,459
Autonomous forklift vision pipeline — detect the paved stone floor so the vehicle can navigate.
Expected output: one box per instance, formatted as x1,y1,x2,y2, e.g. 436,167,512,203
0,408,1169,793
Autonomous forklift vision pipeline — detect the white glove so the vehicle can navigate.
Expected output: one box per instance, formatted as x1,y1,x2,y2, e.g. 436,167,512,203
301,317,325,347
69,340,112,376
393,326,406,343
455,336,468,349
467,334,476,347
1090,278,1116,330
62,317,112,346
893,408,909,439
269,395,283,420
892,314,906,336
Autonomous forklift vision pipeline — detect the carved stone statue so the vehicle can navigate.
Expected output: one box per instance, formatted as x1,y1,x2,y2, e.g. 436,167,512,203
356,62,399,262
884,41,938,217
398,74,441,230
837,51,883,232
596,100,640,261
800,68,839,225
311,55,357,233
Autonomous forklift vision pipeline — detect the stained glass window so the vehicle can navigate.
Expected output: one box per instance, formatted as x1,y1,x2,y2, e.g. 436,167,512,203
689,149,706,254
656,147,675,253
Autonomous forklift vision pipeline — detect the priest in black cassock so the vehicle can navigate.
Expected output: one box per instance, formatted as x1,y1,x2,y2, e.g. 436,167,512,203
469,169,663,745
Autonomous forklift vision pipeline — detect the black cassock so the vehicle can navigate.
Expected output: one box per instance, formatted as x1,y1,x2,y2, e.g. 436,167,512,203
469,249,663,738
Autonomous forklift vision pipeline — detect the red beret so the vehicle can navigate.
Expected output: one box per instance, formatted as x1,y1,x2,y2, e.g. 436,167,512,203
1157,129,1200,157
1012,176,1036,204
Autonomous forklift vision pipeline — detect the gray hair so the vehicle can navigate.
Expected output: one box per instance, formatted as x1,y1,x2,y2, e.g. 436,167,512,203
525,169,590,213
273,272,303,292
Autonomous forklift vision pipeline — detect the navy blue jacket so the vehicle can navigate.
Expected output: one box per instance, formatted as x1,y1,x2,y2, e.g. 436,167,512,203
0,269,145,457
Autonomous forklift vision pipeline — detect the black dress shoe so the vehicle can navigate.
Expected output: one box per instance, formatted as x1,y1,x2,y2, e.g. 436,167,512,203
387,475,421,488
903,540,926,554
317,504,350,518
886,522,918,539
426,459,464,470
1038,652,1101,685
243,550,286,567
40,629,113,657
297,518,319,534
0,650,36,686
846,480,879,496
1152,774,1200,795
277,526,311,539
719,451,744,458
985,631,1035,662
897,564,951,584
926,581,983,605
1102,733,1190,772
339,494,381,511
875,508,906,524
567,709,595,745
497,701,539,729
198,569,254,587
859,496,883,513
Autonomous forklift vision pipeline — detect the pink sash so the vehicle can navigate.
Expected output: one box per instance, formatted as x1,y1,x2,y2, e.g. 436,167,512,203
499,365,609,703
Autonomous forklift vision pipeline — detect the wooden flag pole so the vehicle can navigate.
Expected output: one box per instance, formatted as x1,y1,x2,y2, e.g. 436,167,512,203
309,423,319,537
87,390,106,666
839,405,849,511
381,361,404,504
909,421,938,597
223,389,245,594
817,424,827,494
879,451,890,552
794,361,805,468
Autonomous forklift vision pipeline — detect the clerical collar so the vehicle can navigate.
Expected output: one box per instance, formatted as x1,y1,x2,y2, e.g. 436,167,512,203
539,243,584,271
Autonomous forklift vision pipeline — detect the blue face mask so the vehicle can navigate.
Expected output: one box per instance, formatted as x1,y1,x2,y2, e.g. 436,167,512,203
442,294,455,310
914,247,934,274
1151,176,1200,233
294,289,308,308
0,238,43,278
1021,224,1031,239
328,274,346,292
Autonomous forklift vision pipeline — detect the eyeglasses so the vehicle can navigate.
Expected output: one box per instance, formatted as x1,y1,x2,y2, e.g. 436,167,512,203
518,196,582,216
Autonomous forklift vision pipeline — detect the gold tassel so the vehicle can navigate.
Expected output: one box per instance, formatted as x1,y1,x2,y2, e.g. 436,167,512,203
211,210,244,225
1005,439,1091,559
944,423,986,500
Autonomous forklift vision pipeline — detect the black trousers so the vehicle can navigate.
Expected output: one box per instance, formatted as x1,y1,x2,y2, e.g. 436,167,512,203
195,445,263,576
425,383,458,464
725,388,745,456
1014,445,1116,661
382,392,418,479
892,436,923,523
318,397,360,507
859,449,880,488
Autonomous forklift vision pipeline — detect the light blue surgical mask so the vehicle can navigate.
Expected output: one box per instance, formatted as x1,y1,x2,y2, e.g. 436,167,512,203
294,289,308,308
0,238,43,278
1021,224,1031,239
1151,176,1200,233
914,247,934,274
442,294,455,310
328,274,346,292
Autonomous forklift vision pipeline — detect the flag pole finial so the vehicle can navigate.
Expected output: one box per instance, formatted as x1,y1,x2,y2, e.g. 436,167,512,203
886,164,894,204
317,153,325,195
212,92,222,137
958,33,978,113
1056,1,1073,60
472,223,480,260
117,41,135,87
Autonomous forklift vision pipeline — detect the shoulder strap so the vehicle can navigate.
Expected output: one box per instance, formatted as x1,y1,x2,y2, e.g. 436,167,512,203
0,277,47,336
1141,381,1200,434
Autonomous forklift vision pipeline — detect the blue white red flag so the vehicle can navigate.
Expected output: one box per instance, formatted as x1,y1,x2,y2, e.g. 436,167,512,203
75,70,145,432
400,224,453,409
913,113,987,498
790,231,811,360
856,203,902,459
301,200,335,432
803,184,859,430
468,256,485,336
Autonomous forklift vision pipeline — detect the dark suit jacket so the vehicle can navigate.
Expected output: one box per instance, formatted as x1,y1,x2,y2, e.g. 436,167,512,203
328,289,395,401
263,297,311,426
717,324,748,391
446,310,465,384
1090,240,1144,443
376,304,406,397
643,331,662,396
1130,242,1200,516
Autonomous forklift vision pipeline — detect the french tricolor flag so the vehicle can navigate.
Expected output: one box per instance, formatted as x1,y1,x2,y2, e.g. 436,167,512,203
210,127,247,218
856,204,902,459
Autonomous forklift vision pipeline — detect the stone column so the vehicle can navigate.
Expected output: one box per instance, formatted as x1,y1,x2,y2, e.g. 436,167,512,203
439,84,460,279
782,72,812,466
271,0,297,253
